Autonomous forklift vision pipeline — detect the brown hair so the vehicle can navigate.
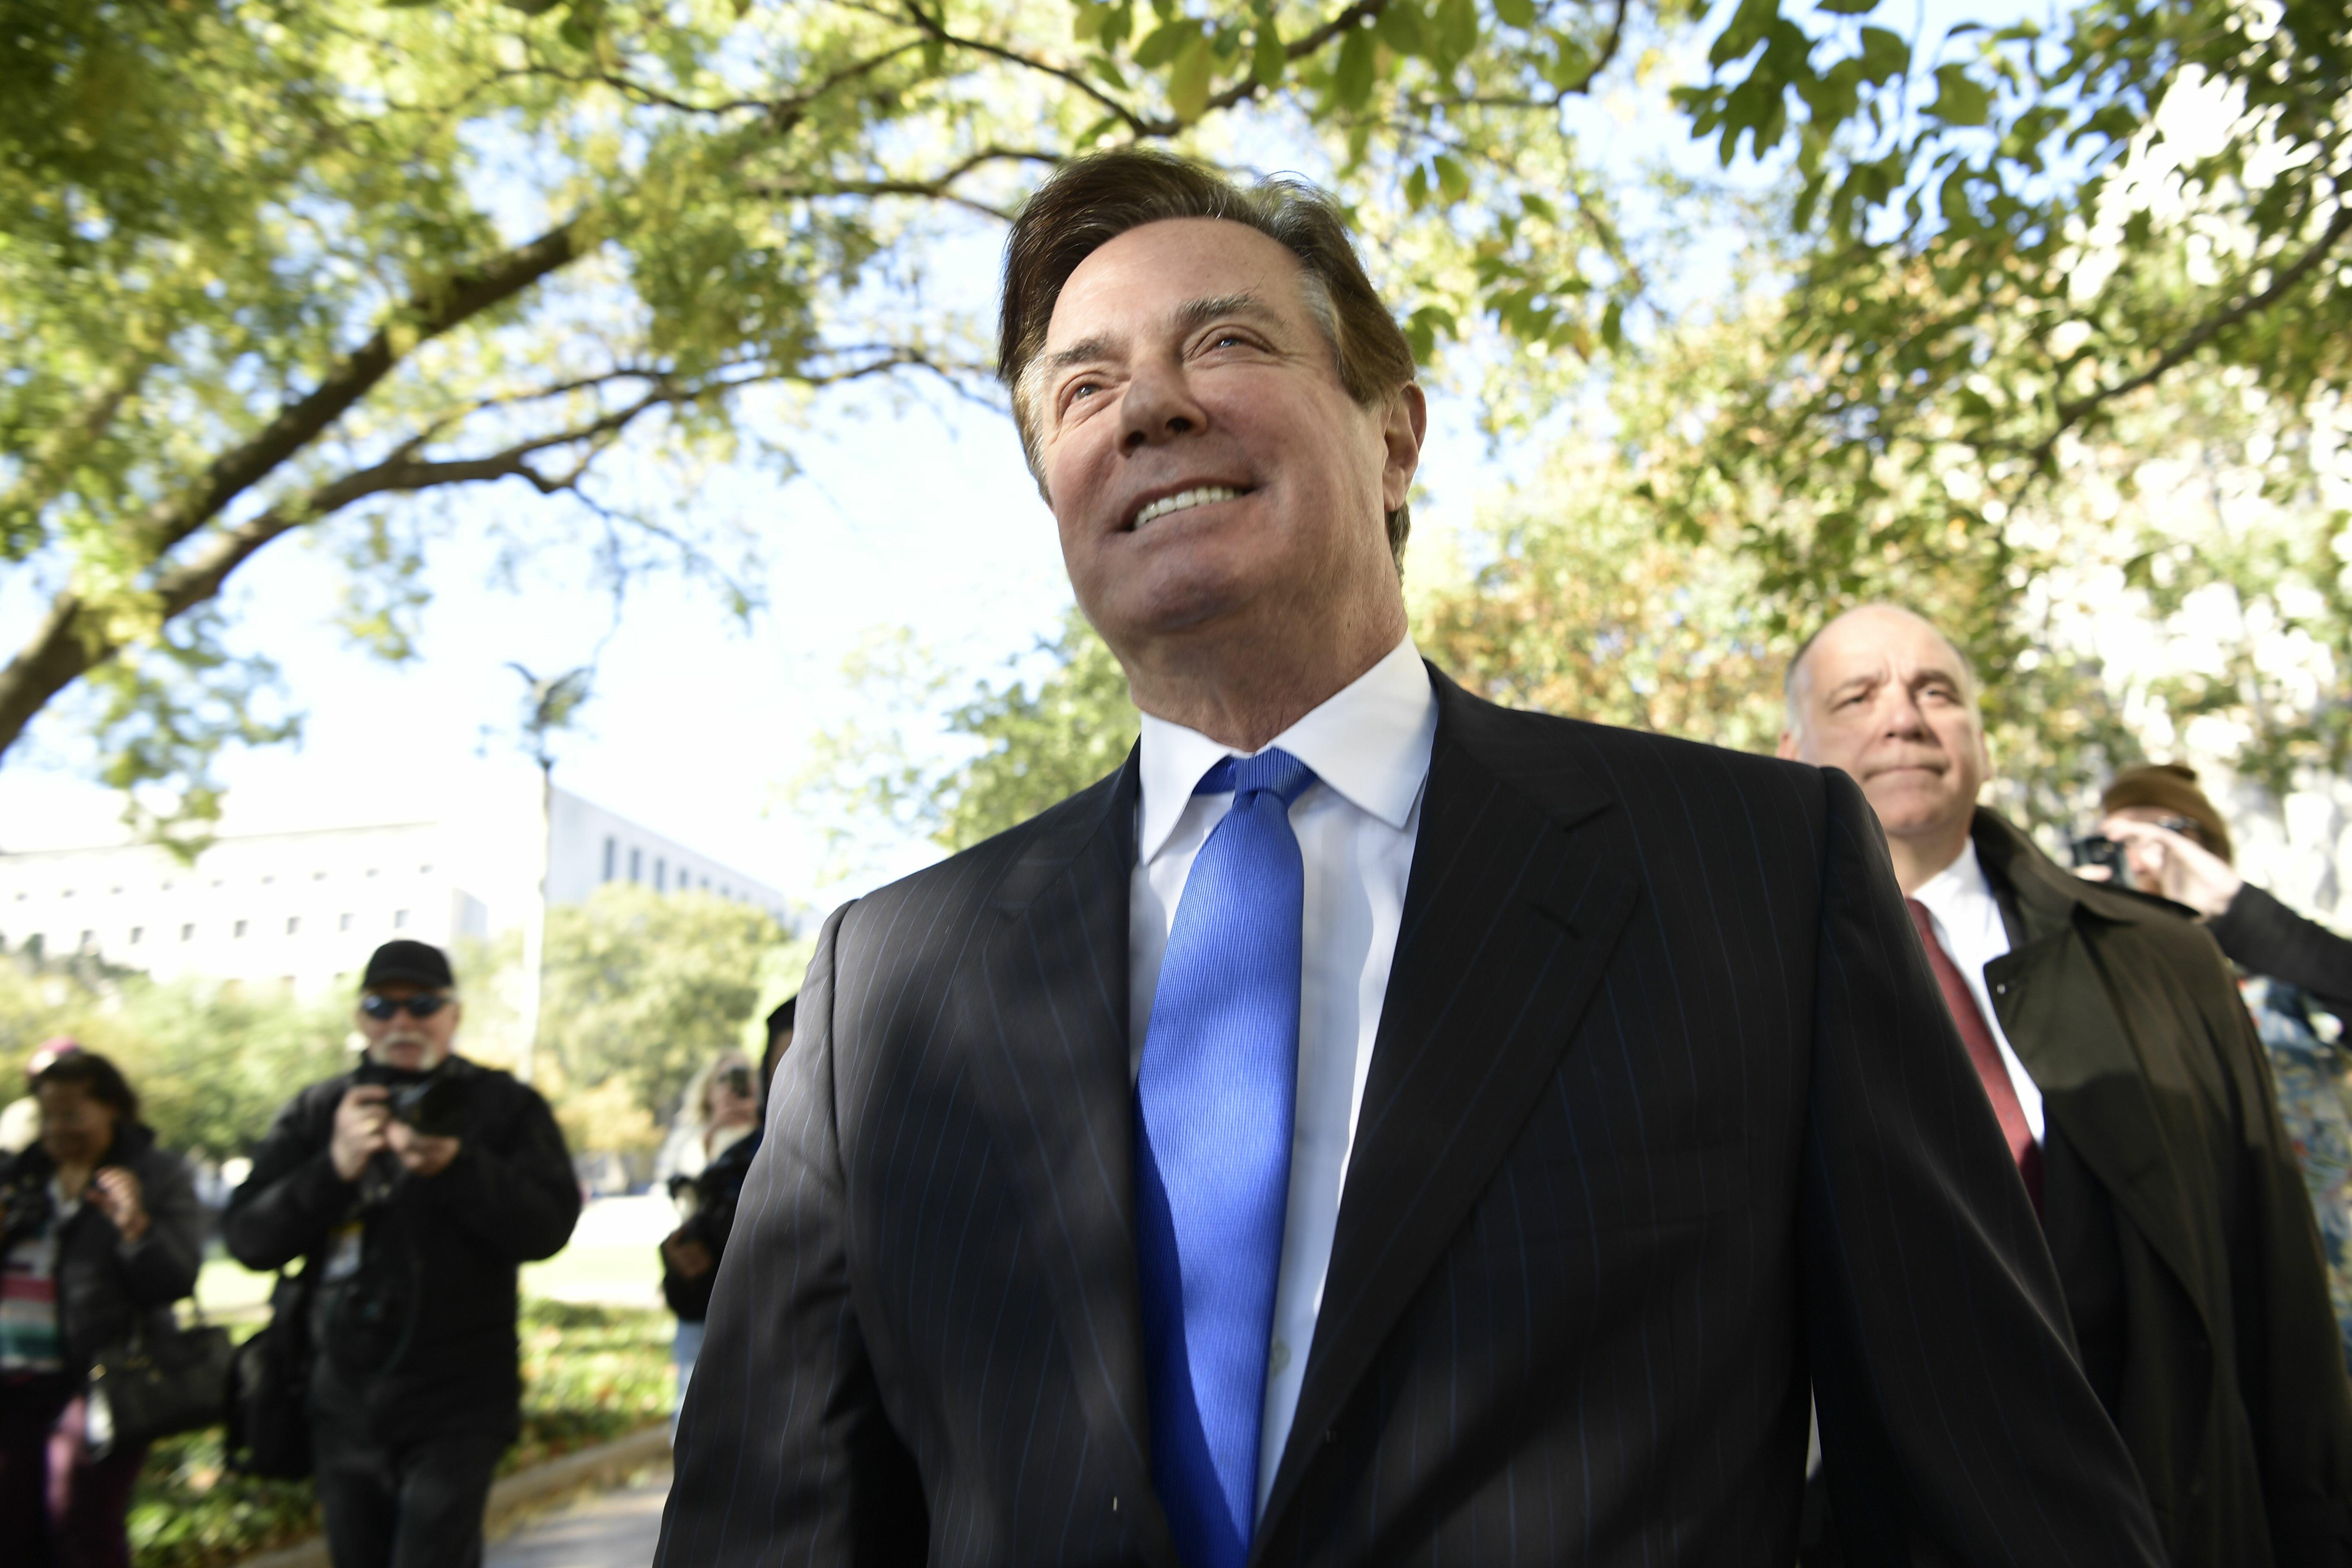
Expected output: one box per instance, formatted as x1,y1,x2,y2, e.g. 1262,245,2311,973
998,149,1420,563
34,1050,140,1124
2101,762,2234,863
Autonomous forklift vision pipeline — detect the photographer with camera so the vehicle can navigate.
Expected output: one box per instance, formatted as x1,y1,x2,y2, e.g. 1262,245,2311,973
224,941,579,1568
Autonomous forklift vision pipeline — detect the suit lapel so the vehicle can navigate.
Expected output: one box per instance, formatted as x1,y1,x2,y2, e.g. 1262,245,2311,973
1975,816,2215,1331
963,756,1181,1568
1258,677,1639,1541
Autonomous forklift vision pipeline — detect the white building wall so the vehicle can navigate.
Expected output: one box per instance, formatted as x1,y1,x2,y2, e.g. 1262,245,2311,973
0,781,789,994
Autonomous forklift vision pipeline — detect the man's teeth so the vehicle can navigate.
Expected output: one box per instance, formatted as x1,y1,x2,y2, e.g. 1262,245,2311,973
1134,486,1241,528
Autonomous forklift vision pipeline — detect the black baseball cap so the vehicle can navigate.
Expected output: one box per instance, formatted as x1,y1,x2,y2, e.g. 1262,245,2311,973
361,940,455,991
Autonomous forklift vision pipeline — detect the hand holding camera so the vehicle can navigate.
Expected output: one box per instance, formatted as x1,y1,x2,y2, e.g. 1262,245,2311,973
332,1086,393,1181
333,1073,470,1181
89,1166,149,1241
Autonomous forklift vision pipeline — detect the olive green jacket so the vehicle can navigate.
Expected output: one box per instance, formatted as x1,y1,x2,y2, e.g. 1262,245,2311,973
1976,808,2352,1566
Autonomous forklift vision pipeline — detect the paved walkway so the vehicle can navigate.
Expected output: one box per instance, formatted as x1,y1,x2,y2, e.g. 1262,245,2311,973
488,1468,671,1568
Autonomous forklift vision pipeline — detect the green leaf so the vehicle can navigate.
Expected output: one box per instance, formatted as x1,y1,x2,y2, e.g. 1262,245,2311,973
1168,31,1213,121
1855,25,1907,83
1600,298,1624,351
1926,63,1992,126
1814,0,1878,13
1375,0,1426,56
1494,0,1535,26
1435,0,1478,62
1252,23,1285,87
1133,19,1195,68
1405,162,1431,210
1334,25,1377,109
1434,153,1470,202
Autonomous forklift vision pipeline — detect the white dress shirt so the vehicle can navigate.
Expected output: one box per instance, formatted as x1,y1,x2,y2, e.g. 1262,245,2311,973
1129,634,1437,1519
1909,840,2045,1140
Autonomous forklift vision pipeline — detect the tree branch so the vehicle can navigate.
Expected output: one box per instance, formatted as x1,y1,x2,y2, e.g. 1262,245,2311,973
753,144,1065,220
133,219,588,561
2031,204,2352,466
0,353,934,760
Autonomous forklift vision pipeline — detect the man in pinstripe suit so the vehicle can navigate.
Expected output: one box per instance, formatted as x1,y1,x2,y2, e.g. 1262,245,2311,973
656,151,2166,1566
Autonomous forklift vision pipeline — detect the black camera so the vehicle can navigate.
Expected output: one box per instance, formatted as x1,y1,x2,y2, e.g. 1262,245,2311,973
354,1062,473,1139
2070,834,2130,887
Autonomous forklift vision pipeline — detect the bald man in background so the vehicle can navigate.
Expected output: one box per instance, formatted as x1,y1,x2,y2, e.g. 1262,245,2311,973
1781,604,2352,1567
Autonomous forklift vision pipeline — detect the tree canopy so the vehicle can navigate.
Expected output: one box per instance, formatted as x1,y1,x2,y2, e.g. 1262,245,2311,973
2,0,1669,837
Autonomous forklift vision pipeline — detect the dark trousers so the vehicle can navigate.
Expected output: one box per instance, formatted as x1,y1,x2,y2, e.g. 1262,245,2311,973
312,1416,507,1568
0,1373,150,1568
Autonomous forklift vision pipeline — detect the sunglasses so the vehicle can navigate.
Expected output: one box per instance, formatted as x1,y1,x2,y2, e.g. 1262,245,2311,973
359,992,450,1021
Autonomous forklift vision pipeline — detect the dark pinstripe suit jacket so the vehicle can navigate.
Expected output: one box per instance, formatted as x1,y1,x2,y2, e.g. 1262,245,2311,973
657,669,2165,1567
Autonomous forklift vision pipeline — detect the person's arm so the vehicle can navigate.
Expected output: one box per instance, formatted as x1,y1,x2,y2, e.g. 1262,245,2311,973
1799,769,2167,1565
418,1082,581,1264
2197,928,2352,1557
113,1150,204,1307
656,902,927,1568
2213,882,2352,1021
223,1088,354,1272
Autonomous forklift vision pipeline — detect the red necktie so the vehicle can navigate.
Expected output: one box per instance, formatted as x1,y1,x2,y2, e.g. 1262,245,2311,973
1907,898,2043,1211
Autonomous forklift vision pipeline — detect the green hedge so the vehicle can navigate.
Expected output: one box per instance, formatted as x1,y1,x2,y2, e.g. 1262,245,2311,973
128,1301,673,1568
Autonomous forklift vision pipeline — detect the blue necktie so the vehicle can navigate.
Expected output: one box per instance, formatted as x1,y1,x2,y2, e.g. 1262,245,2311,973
1135,748,1318,1568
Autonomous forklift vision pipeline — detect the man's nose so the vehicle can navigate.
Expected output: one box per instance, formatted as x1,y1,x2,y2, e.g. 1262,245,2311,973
1119,354,1208,452
1880,690,1935,739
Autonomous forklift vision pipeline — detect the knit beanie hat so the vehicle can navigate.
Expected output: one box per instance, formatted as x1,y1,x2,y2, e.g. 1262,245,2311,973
2100,762,2234,864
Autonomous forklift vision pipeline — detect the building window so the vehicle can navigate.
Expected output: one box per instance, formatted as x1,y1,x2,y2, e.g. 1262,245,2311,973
129,927,143,945
286,916,300,935
109,886,122,895
79,930,94,950
160,880,173,891
655,858,667,892
393,909,408,929
629,848,642,882
60,889,73,899
313,870,327,881
234,919,248,938
261,875,274,885
339,912,353,932
180,924,194,942
419,864,432,875
603,836,617,882
365,868,378,878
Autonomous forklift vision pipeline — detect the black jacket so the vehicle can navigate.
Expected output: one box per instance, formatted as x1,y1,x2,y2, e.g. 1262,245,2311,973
1972,810,2352,1565
660,669,2165,1568
2214,882,2352,1019
223,1055,580,1443
0,1122,203,1377
663,1127,762,1322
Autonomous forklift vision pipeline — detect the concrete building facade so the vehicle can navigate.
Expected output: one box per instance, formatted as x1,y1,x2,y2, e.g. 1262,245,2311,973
0,780,790,994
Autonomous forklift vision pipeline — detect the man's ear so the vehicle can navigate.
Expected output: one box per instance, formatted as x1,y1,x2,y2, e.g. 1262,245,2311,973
1380,384,1427,515
1775,729,1802,761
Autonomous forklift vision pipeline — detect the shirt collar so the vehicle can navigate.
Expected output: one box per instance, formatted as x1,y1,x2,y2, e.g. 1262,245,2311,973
1911,836,1992,925
1135,636,1437,865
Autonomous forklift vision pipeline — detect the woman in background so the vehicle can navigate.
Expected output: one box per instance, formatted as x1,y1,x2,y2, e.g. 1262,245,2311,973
654,1047,764,1427
0,1051,203,1568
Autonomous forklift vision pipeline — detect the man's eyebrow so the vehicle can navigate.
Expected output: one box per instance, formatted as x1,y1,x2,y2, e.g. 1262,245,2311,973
1040,333,1119,375
1174,292,1281,333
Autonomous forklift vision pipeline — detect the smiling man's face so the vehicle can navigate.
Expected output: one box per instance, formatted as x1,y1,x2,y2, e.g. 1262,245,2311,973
1031,217,1415,661
1779,606,1990,849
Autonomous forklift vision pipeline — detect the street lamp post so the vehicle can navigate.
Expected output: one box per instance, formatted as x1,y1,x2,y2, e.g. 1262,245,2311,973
508,663,591,1086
